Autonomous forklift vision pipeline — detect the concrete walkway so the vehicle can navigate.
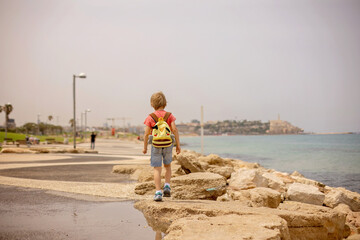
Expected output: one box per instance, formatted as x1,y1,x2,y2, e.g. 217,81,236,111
0,139,162,240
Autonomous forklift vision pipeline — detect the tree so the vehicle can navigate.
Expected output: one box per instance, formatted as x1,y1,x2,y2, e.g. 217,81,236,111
69,119,74,128
48,115,53,122
1,103,13,138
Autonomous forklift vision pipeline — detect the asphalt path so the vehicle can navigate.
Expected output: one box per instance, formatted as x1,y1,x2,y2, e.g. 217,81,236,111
0,140,161,240
0,185,156,240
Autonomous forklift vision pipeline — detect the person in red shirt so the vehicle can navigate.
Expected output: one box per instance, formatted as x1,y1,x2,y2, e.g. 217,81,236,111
143,92,181,201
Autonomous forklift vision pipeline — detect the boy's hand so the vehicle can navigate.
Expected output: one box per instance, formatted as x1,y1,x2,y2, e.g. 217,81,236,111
176,146,181,154
143,148,147,154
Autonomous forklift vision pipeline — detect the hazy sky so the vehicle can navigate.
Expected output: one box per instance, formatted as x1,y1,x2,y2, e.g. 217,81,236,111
1,0,359,132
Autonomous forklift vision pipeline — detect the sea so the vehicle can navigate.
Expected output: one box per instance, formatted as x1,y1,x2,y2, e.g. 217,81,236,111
180,134,360,193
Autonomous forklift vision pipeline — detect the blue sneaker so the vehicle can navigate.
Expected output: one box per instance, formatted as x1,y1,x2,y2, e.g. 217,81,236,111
163,186,171,197
153,192,163,202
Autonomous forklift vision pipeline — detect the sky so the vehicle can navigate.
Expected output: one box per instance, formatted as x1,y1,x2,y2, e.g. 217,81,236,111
1,0,359,133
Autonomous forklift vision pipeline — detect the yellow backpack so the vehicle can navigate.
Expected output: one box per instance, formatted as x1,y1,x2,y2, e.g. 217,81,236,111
150,112,173,148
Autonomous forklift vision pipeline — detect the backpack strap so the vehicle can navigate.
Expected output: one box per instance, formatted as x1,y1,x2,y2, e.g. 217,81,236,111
164,112,172,122
149,113,158,123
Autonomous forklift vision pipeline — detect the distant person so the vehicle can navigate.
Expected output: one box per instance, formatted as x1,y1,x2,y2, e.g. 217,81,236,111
90,132,97,149
143,91,181,202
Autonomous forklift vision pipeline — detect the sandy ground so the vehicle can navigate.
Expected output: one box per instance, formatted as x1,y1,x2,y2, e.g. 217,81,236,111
0,139,163,240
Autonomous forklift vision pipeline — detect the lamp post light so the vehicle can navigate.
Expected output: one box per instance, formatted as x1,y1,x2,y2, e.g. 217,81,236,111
73,73,86,149
84,109,91,140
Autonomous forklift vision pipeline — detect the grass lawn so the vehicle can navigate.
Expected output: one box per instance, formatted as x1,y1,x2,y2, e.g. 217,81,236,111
0,132,64,143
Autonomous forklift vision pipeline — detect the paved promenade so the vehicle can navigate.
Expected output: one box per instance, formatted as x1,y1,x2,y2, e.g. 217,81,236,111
0,139,160,240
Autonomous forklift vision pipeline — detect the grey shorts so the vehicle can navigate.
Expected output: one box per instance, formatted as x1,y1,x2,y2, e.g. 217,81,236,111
150,135,175,167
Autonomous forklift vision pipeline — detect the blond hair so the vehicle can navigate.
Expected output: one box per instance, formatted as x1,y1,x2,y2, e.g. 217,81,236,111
151,91,167,110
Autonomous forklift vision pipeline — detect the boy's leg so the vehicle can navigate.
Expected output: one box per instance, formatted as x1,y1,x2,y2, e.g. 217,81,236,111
164,164,171,184
153,167,162,191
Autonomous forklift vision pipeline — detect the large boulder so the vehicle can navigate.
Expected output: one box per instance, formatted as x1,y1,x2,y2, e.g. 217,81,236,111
197,154,233,167
171,172,226,200
228,168,268,190
164,214,290,240
134,200,347,240
324,188,360,212
229,187,282,208
207,166,234,179
135,172,226,200
334,204,359,236
174,152,205,173
287,183,325,206
262,172,286,192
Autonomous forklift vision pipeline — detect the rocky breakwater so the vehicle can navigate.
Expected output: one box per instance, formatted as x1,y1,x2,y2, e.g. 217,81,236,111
113,150,360,239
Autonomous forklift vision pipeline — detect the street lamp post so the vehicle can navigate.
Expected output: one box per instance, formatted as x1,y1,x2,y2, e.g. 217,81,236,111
84,109,91,140
73,73,86,149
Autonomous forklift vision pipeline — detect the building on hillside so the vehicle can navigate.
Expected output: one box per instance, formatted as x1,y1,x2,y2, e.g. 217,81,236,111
268,115,303,134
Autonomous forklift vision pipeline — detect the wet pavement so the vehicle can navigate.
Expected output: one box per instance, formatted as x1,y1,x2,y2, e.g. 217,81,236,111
0,140,163,239
0,185,156,240
0,164,134,183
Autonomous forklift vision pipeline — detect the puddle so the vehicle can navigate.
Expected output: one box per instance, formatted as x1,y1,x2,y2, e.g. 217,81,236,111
0,186,163,240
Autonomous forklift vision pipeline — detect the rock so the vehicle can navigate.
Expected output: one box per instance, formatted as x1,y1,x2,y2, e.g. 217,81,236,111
228,168,268,190
135,172,226,200
324,188,360,212
291,175,325,190
216,193,231,202
334,204,360,236
291,171,304,177
207,166,234,179
229,187,281,208
273,171,295,184
287,183,325,206
197,154,233,166
228,158,261,169
174,152,205,173
112,165,139,175
347,234,360,240
277,201,347,239
171,172,226,200
164,214,290,240
134,200,347,239
262,172,286,192
0,148,34,154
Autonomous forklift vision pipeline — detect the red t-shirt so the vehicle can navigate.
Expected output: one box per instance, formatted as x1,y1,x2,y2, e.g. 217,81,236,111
144,110,176,128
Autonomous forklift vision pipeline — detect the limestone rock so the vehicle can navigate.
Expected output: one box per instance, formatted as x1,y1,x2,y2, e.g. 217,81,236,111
207,166,234,179
287,183,325,206
164,214,290,240
174,152,205,173
276,201,347,239
197,154,233,167
291,171,304,177
262,172,286,192
291,175,325,190
228,168,268,190
216,193,231,202
135,172,226,200
324,188,360,212
229,187,281,208
112,165,139,175
334,204,360,236
171,172,226,200
347,234,360,240
135,200,347,239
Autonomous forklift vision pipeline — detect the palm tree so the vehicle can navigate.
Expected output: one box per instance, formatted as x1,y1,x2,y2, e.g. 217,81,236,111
47,115,54,135
69,118,74,128
2,103,13,139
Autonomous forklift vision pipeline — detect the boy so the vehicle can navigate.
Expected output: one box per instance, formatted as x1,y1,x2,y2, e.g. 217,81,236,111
143,92,181,201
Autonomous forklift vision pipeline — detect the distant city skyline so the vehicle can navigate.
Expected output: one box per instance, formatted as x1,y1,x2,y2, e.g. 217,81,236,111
1,0,359,133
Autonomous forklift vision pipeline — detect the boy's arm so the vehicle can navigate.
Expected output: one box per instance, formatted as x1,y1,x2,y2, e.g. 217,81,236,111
143,126,152,154
171,122,181,154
